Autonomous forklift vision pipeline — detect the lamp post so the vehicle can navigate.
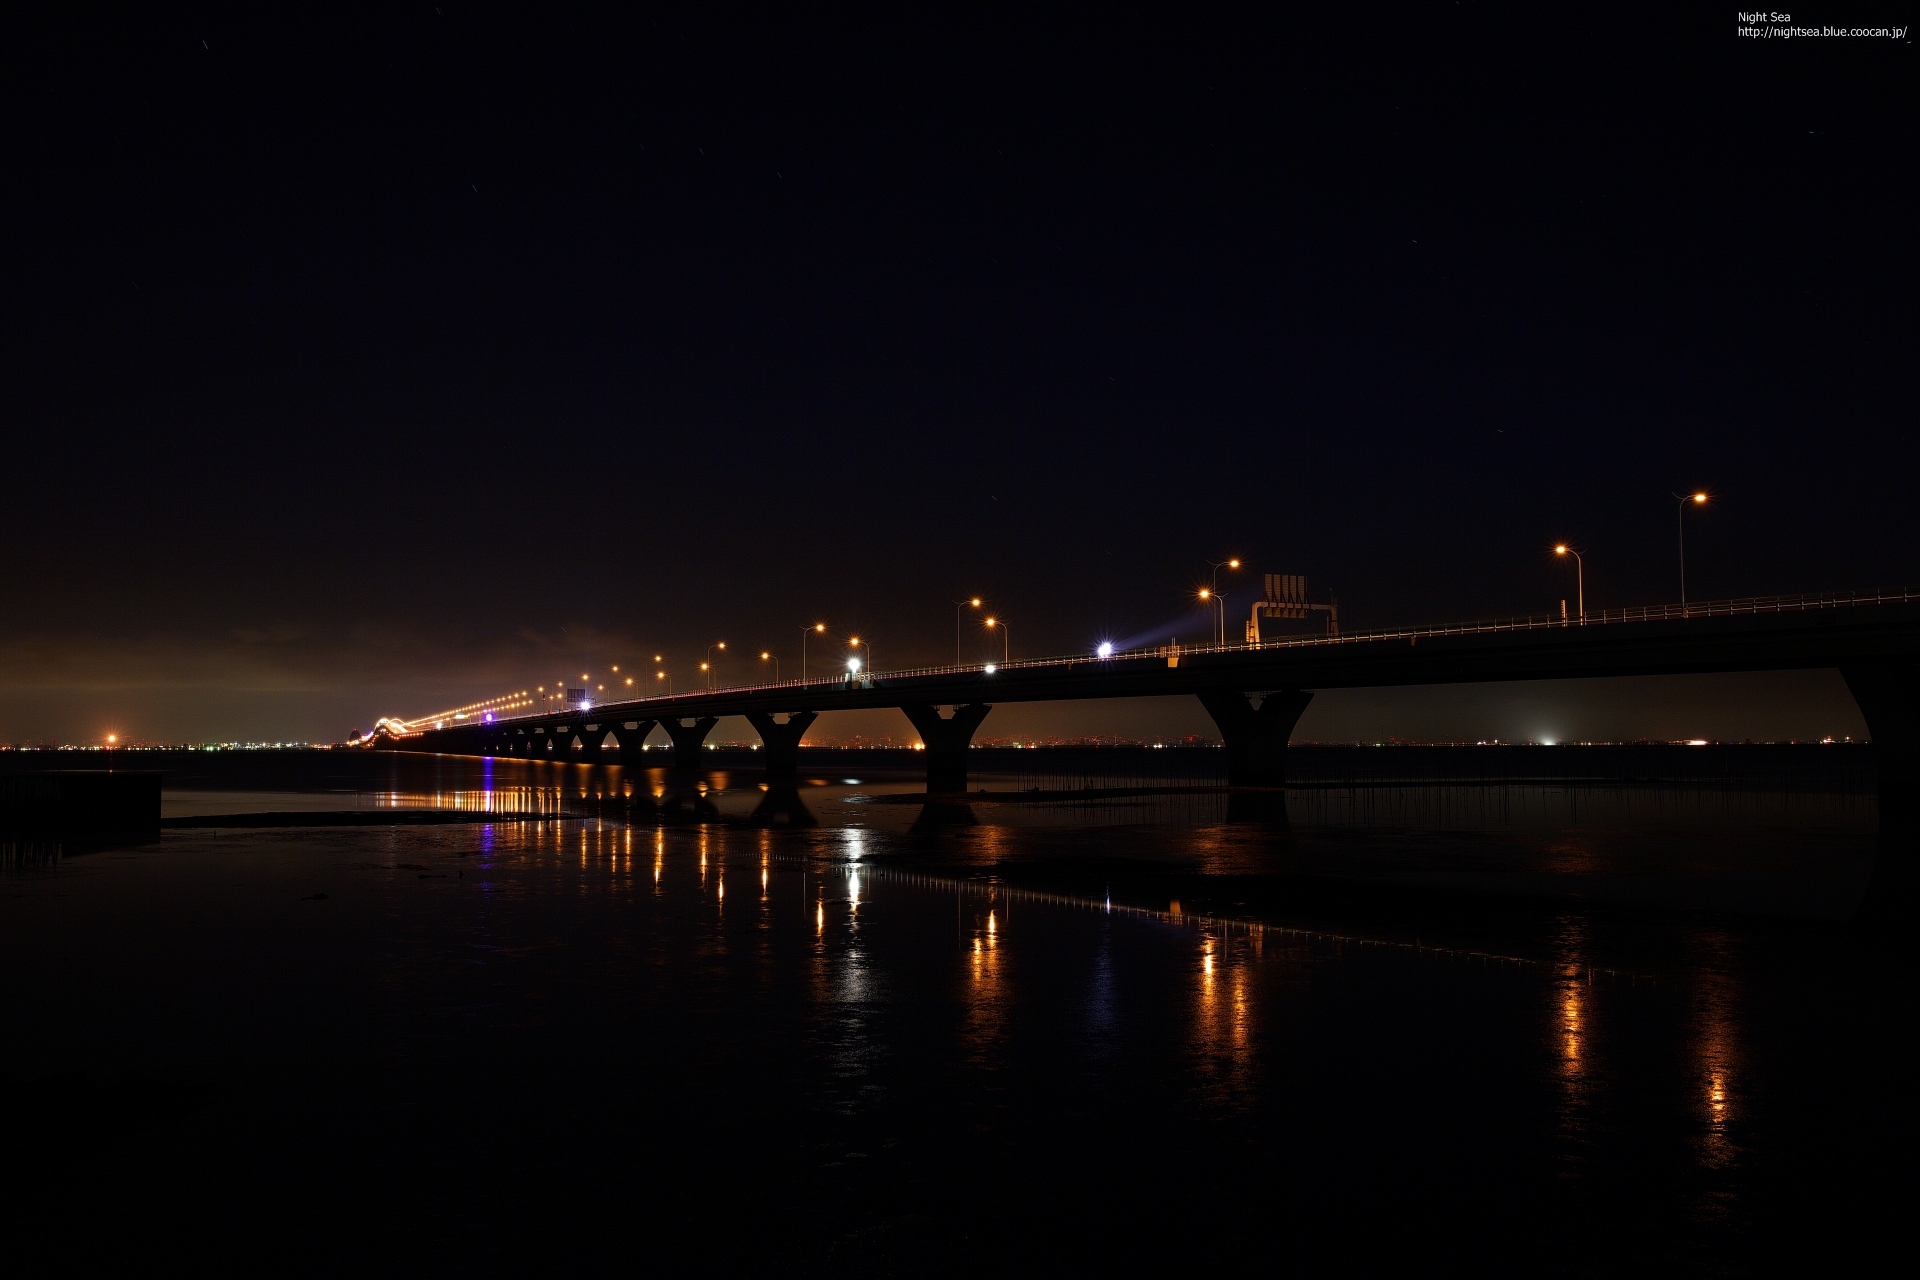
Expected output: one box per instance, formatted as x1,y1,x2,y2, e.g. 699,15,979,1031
656,670,673,695
705,642,727,690
1205,558,1241,644
801,623,826,682
760,650,781,682
982,617,1009,664
1554,545,1585,622
955,597,982,665
1197,588,1228,647
847,635,872,672
1672,492,1708,607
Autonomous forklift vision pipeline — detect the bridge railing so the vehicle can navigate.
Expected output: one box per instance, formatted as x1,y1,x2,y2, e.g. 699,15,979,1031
464,586,1919,724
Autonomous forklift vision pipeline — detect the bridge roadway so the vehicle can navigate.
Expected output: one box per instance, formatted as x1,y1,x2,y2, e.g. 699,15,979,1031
388,591,1920,803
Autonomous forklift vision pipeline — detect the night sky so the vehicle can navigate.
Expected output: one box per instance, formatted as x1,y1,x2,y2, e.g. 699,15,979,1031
2,6,1911,745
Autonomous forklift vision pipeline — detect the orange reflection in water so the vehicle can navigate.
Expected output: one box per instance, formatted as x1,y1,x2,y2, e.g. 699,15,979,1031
1549,914,1600,1173
963,890,1007,1066
1189,930,1258,1103
1689,931,1744,1173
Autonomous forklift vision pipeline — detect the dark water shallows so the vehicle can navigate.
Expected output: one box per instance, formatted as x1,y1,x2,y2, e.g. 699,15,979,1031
1,755,1905,1273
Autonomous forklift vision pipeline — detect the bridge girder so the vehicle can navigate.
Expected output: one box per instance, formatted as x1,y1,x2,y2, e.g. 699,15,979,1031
381,603,1920,806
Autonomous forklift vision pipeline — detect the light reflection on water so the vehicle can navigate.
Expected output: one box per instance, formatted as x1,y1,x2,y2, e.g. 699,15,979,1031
12,744,1909,1267
4,798,1907,1271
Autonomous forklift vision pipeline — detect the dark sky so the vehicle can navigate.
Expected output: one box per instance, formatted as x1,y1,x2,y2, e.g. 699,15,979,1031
1,5,1912,744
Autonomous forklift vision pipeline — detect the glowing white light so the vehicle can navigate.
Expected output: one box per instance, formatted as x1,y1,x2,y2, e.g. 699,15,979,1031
1096,642,1113,658
847,658,862,673
984,664,997,674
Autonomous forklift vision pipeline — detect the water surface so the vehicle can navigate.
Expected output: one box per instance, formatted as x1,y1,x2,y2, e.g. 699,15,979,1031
3,753,1904,1273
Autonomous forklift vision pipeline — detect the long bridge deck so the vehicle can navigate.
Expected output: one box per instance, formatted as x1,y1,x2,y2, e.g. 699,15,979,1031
386,589,1920,798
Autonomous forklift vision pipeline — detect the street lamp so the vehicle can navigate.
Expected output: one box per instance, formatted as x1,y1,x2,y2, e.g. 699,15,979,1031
1205,558,1241,645
982,617,1009,664
1554,545,1585,622
955,597,982,665
1197,588,1228,647
801,623,826,681
847,635,872,671
1673,491,1708,607
760,650,781,681
705,642,727,690
656,670,673,694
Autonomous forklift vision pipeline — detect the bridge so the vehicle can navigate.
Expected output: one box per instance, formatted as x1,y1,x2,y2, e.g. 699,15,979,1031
383,589,1920,807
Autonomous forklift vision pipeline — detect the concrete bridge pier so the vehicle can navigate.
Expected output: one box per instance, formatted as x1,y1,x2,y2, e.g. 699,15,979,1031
611,721,658,767
1843,660,1920,827
1197,689,1315,788
744,710,817,777
660,716,719,769
901,703,993,794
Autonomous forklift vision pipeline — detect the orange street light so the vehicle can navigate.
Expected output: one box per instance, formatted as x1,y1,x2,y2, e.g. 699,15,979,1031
760,650,781,681
956,596,983,665
1205,558,1241,644
1673,491,1710,606
801,623,828,682
1554,544,1585,622
982,617,1009,664
1196,588,1228,645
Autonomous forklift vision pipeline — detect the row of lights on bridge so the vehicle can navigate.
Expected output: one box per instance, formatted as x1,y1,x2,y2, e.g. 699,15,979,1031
418,497,1711,726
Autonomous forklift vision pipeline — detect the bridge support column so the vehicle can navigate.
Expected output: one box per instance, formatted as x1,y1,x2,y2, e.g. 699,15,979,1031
1197,689,1314,787
611,721,658,767
745,710,817,778
900,703,992,794
1843,661,1920,827
660,716,719,769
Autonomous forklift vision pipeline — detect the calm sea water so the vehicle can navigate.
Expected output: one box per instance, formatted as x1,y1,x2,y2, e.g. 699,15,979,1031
2,754,1906,1273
